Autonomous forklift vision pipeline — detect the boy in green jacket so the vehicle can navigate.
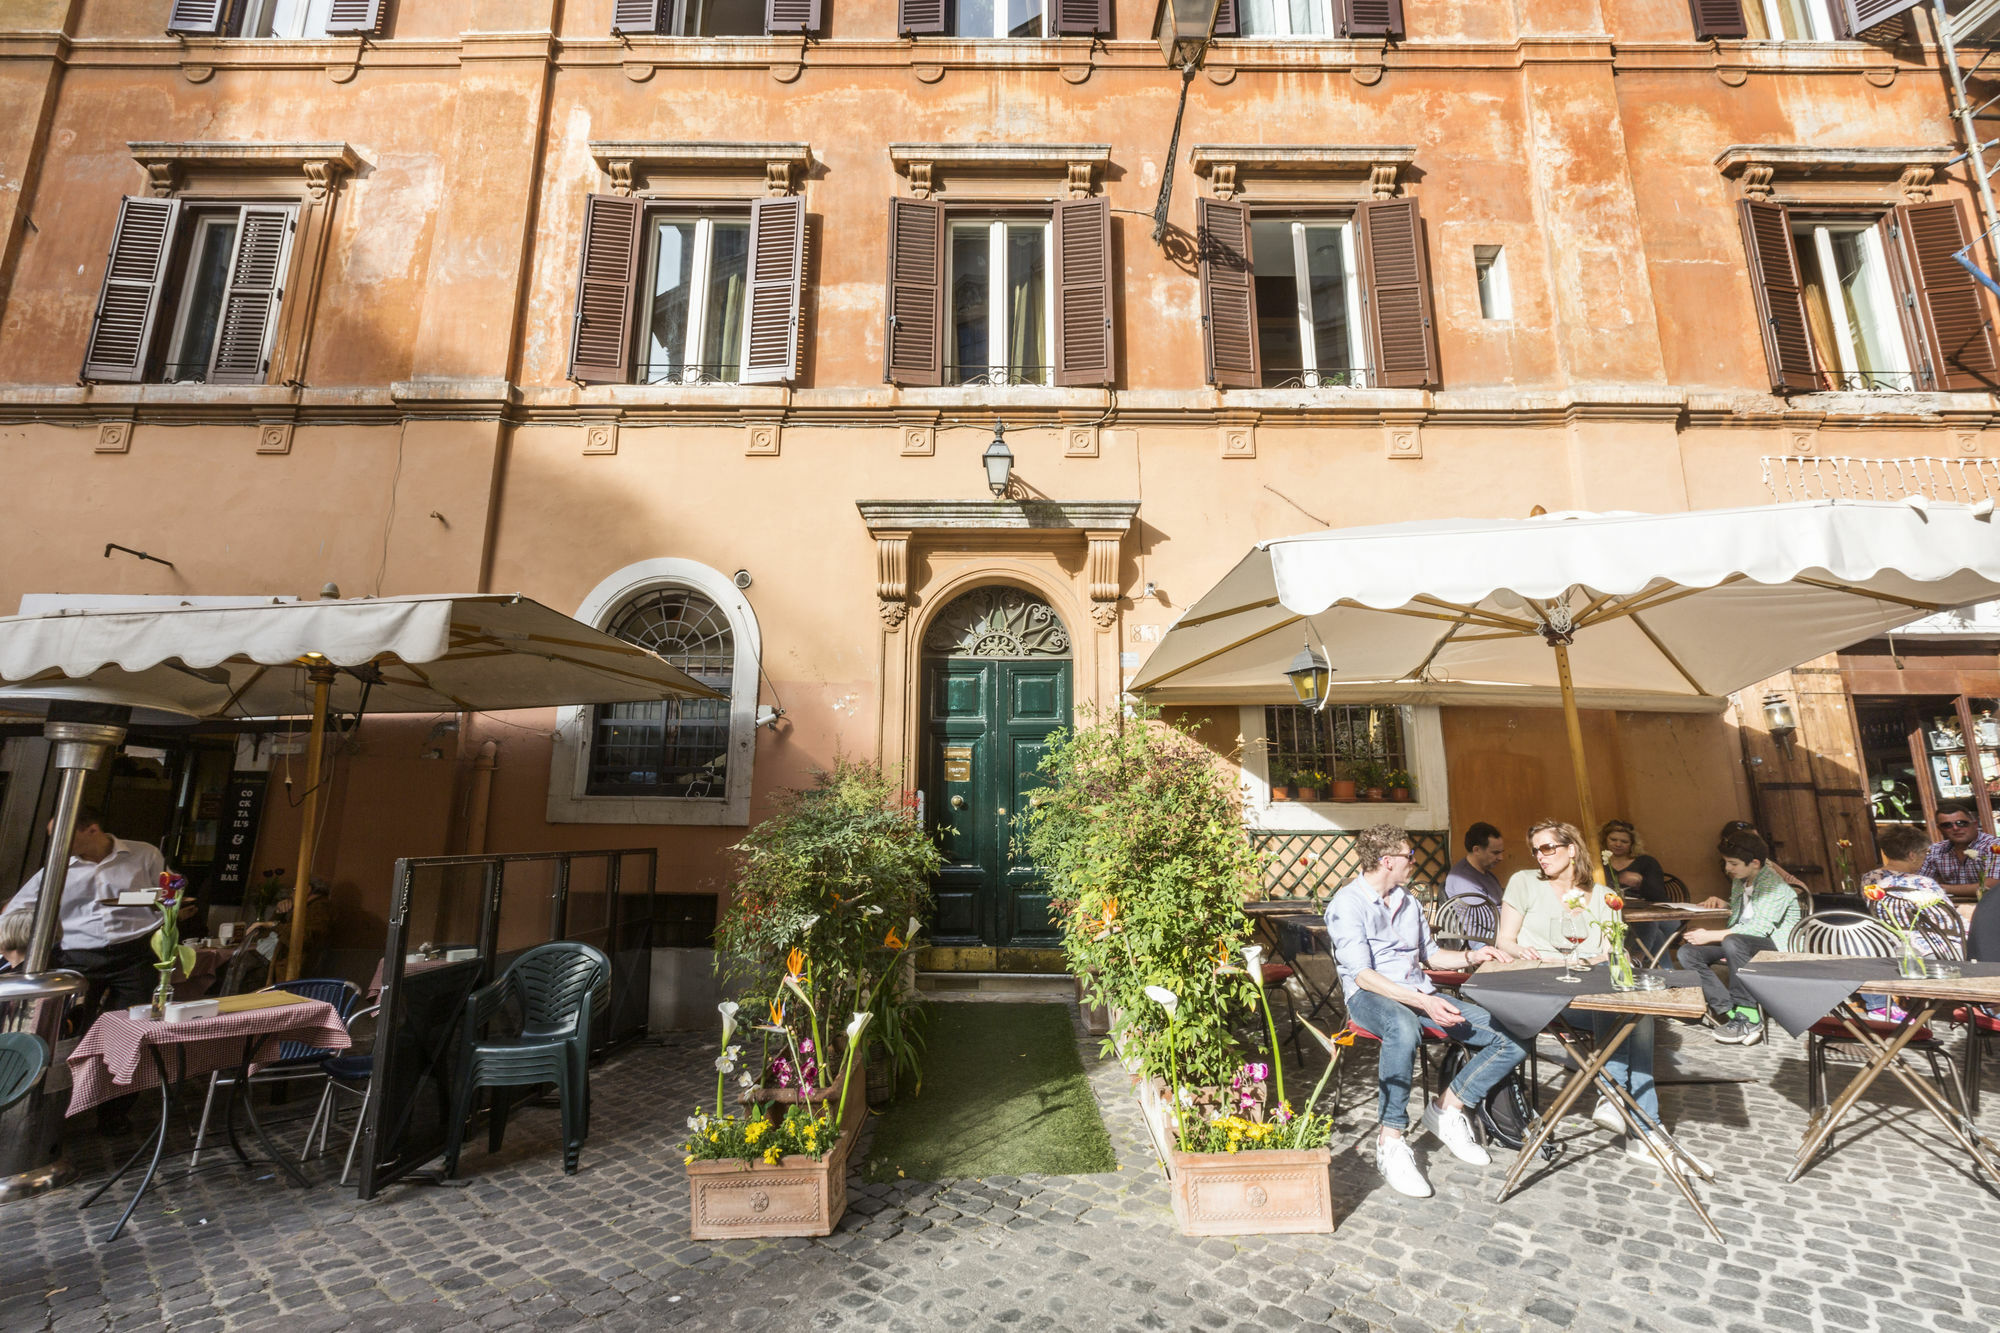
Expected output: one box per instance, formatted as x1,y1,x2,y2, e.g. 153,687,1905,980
1676,829,1802,1046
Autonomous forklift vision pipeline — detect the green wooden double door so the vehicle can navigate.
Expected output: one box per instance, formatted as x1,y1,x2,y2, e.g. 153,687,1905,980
924,657,1071,949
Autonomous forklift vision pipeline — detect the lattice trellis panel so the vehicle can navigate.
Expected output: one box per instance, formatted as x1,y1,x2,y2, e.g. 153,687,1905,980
1249,830,1451,905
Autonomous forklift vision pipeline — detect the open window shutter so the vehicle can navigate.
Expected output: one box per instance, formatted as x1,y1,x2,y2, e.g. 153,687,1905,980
81,196,180,383
1197,197,1258,389
1050,0,1111,35
743,196,805,384
1357,196,1439,389
1736,199,1818,394
900,0,948,35
612,0,668,34
1895,201,1999,392
1687,0,1748,38
209,207,294,385
324,0,385,35
166,1,227,34
1212,0,1238,37
765,0,823,33
884,197,944,386
1837,0,1923,34
1053,198,1113,387
568,194,643,385
1339,0,1404,37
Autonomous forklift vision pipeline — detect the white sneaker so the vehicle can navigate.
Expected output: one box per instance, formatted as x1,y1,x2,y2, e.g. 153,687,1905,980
1627,1130,1711,1178
1426,1099,1492,1167
1591,1097,1625,1136
1376,1135,1433,1198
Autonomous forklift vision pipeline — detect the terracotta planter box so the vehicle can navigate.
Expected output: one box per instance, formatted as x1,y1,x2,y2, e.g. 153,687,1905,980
686,1128,852,1240
1168,1145,1335,1236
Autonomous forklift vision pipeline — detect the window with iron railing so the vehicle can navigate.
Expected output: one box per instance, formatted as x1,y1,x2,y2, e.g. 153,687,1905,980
1265,703,1412,793
948,218,1053,388
1251,217,1370,392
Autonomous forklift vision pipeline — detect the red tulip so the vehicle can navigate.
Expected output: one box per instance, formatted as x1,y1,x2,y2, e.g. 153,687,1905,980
1862,883,1886,902
1603,894,1625,912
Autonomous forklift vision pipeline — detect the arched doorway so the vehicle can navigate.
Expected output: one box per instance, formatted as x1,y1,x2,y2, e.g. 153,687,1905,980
921,586,1073,950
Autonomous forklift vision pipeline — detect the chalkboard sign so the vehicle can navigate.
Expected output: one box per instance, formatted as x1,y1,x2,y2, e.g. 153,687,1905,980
208,772,269,906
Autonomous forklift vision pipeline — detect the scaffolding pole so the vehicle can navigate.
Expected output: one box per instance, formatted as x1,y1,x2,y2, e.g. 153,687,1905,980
1938,0,2000,273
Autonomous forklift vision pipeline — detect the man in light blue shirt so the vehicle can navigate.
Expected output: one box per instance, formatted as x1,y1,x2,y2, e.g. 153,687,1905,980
1326,823,1522,1199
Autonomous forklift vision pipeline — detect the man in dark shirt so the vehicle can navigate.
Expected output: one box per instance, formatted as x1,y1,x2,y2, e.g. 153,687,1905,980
1443,822,1505,914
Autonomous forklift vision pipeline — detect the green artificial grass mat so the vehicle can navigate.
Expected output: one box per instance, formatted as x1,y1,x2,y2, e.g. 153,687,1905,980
861,1002,1118,1182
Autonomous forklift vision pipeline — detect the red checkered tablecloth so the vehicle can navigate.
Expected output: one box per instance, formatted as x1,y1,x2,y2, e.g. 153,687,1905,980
66,998,349,1116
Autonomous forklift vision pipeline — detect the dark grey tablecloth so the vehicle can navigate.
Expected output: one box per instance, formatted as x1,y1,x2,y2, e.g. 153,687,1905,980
1459,965,1705,1041
1734,958,2000,1038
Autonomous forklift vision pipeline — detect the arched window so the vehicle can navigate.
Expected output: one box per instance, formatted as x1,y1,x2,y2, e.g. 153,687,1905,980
588,589,735,797
548,559,760,827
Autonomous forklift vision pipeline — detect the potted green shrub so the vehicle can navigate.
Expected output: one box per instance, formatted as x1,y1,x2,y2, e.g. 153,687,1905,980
1385,767,1415,802
1296,769,1327,803
1024,706,1337,1236
1268,758,1294,802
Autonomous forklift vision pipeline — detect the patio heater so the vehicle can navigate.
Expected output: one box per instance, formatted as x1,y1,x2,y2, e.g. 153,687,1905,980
0,698,132,1201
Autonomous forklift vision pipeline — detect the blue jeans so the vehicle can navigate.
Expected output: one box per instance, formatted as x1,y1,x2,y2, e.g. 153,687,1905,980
1346,988,1529,1131
1563,1007,1659,1130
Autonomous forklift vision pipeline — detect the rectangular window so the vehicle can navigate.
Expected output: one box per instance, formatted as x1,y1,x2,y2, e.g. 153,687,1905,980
156,203,298,385
1250,217,1367,388
640,215,750,384
1794,219,1912,391
1474,244,1512,320
947,0,1046,36
229,0,339,37
669,0,768,34
947,218,1052,386
1265,704,1413,795
1745,0,1841,39
1237,0,1334,35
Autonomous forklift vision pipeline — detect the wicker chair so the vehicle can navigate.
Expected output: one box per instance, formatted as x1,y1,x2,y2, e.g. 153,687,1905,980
1790,911,1964,1121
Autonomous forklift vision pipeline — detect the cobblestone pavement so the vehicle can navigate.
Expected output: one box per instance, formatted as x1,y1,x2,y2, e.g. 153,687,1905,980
5,989,1999,1333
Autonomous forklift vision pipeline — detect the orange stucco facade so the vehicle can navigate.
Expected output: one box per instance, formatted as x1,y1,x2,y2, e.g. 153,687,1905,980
1,2,1989,950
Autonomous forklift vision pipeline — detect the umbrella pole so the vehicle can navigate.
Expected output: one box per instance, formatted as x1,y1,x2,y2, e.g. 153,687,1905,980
1552,643,1605,884
284,662,337,982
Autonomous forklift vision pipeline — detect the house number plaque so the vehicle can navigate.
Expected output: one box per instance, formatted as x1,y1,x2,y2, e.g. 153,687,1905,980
943,746,973,782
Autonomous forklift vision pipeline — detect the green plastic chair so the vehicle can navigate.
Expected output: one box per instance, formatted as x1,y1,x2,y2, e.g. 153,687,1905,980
442,942,609,1177
0,1032,50,1112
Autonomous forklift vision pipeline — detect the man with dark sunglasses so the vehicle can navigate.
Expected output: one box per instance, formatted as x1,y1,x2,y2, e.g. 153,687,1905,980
1919,801,2000,892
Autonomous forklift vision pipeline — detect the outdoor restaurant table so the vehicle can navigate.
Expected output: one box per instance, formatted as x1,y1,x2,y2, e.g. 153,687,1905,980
1619,904,1729,968
1734,951,2000,1187
171,944,232,1002
1461,959,1722,1239
66,991,349,1239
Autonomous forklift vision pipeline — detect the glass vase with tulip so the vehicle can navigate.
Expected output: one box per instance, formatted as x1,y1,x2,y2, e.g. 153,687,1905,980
148,872,196,1018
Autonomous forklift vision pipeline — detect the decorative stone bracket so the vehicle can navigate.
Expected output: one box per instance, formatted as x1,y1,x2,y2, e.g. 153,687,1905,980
590,141,812,198
858,499,1139,630
1713,144,1957,205
129,141,361,200
889,143,1113,199
1189,145,1418,201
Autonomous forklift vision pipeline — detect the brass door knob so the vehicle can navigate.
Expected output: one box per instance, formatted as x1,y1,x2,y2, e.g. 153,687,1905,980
950,794,967,810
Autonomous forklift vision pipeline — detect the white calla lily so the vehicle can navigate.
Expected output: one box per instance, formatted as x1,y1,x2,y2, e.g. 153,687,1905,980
907,916,922,941
717,999,740,1046
845,1011,874,1042
1241,945,1265,974
1144,985,1179,1018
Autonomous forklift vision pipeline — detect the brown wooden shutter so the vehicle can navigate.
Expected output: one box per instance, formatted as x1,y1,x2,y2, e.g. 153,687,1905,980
765,0,822,33
1050,0,1111,35
166,0,227,34
1053,198,1113,387
1212,0,1238,37
612,0,667,34
743,196,805,384
884,197,944,386
81,196,180,383
1197,197,1258,389
1837,0,1922,34
209,207,294,385
900,0,947,35
1687,0,1748,38
568,194,643,385
1895,200,2000,392
324,0,385,35
1357,196,1439,389
1736,199,1818,394
1339,0,1403,37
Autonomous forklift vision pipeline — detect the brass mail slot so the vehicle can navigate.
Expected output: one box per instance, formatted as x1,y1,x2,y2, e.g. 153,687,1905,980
943,745,973,783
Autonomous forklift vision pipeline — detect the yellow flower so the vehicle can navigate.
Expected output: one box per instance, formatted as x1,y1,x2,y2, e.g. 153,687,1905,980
684,1155,694,1164
764,1146,782,1164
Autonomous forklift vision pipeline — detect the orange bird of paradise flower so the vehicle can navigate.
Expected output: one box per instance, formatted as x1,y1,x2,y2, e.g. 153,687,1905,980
885,926,905,950
767,998,786,1027
786,947,806,981
1090,897,1120,942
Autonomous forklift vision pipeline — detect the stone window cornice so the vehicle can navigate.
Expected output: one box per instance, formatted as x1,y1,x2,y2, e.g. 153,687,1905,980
1713,144,1958,204
128,141,361,200
888,143,1112,199
1188,144,1417,201
588,140,812,197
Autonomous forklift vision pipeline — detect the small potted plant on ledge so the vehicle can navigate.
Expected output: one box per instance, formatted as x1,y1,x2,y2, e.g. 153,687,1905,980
1353,758,1387,801
1384,768,1414,803
1330,767,1358,801
1026,706,1338,1236
1295,768,1325,804
1269,759,1294,802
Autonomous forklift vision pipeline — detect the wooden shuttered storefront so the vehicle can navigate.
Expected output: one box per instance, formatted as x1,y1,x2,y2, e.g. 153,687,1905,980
882,197,945,385
1196,198,1258,388
1894,200,2000,393
743,196,807,384
1053,198,1114,386
81,197,181,383
567,194,644,384
1356,196,1439,389
1737,199,1820,394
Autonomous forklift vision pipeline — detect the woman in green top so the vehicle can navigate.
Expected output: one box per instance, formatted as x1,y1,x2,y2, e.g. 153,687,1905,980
1494,820,1668,1154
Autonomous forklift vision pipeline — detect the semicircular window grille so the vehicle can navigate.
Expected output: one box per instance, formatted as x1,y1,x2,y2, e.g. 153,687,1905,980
588,588,734,798
922,587,1071,659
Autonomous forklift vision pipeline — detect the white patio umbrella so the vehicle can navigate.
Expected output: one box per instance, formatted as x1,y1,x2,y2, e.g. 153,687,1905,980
1132,499,2000,868
0,593,718,977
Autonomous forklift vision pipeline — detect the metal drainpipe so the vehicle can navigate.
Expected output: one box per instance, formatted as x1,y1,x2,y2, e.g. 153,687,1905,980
1936,0,2000,271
